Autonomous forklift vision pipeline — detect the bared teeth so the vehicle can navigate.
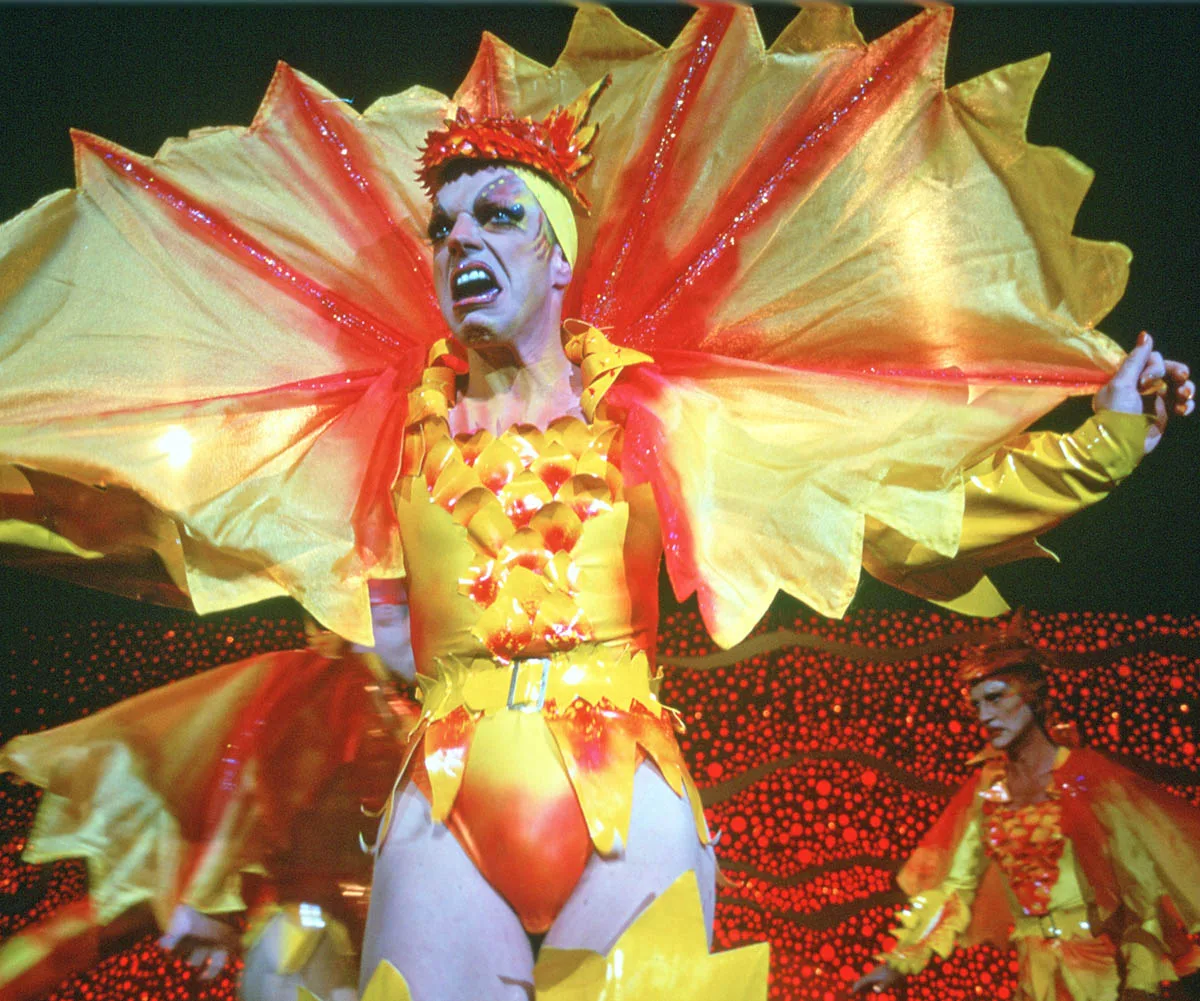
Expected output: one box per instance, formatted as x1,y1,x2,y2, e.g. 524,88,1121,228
453,267,499,301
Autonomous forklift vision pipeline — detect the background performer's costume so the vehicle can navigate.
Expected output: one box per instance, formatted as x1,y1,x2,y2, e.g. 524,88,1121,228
881,743,1200,1000
0,5,1162,996
0,631,412,1000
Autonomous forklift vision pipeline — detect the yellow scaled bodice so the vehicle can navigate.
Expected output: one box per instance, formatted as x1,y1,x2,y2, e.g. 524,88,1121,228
394,327,661,676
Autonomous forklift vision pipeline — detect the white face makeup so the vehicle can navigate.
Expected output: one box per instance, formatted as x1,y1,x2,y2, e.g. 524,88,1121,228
969,676,1037,750
428,166,569,349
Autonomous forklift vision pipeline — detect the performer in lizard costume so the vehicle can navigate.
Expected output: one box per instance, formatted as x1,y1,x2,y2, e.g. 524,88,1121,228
0,6,1192,999
853,625,1200,1001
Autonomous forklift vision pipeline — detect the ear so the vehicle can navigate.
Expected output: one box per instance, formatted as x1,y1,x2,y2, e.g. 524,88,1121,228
550,244,573,290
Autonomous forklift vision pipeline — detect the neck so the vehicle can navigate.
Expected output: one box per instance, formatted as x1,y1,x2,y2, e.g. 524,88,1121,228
463,305,573,405
1004,721,1058,776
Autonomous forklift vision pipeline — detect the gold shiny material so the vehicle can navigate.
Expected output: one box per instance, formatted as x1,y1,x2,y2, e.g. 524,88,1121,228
864,411,1152,618
243,903,355,977
300,960,413,1001
417,647,659,721
534,870,769,1000
0,6,1139,649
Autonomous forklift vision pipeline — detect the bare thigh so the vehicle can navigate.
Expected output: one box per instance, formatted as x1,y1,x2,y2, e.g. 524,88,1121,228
359,781,534,1001
544,760,716,954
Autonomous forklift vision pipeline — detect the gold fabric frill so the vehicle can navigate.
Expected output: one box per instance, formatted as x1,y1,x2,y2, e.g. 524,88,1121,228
0,6,1132,646
535,871,769,1000
0,648,399,928
325,872,768,1001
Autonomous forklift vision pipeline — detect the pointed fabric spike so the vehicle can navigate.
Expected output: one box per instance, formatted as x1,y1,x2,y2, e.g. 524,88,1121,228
949,60,1131,330
558,4,662,69
533,870,769,1000
950,53,1049,143
457,32,505,116
770,4,865,54
457,30,550,117
359,960,416,1001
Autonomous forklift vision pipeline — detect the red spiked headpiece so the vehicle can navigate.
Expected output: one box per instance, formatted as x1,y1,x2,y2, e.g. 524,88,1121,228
418,76,609,213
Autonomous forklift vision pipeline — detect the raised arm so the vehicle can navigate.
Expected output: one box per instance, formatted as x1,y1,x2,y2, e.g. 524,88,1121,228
864,334,1193,613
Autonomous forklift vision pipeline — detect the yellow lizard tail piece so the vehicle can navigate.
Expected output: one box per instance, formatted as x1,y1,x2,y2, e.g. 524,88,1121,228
533,871,769,1000
299,959,414,1001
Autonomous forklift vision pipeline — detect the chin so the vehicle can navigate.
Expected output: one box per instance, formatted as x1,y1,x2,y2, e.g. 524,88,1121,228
455,315,510,347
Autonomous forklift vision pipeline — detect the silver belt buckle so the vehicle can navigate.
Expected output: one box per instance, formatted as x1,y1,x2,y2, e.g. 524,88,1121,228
507,658,550,712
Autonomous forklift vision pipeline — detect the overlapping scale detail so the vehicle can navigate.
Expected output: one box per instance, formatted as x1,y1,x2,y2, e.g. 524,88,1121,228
404,371,631,663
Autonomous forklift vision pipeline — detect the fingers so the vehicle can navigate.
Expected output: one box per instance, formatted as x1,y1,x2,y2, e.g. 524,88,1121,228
200,947,230,980
1111,331,1155,387
175,942,231,980
1161,360,1195,416
1165,359,1191,383
1136,349,1166,392
1117,333,1195,420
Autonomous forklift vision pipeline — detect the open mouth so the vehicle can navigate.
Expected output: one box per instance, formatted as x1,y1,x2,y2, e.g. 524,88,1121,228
452,264,500,305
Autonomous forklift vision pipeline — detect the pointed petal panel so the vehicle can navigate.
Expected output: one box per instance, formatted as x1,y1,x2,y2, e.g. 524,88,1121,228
534,870,769,1000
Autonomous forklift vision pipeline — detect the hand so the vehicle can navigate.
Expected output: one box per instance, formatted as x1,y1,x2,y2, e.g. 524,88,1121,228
851,963,904,994
158,904,241,981
1093,332,1194,455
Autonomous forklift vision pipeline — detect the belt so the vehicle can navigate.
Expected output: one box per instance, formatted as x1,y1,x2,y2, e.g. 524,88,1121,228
415,645,661,719
1011,905,1094,940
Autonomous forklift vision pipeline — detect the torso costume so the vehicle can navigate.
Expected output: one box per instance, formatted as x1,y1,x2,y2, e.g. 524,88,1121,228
883,746,1200,1000
390,327,702,933
0,4,1175,996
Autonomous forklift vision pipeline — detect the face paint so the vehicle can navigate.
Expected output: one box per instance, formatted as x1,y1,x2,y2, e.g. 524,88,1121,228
530,212,556,263
969,676,1038,750
430,166,568,347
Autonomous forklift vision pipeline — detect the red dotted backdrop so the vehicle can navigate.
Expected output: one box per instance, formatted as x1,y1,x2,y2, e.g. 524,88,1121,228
2,608,1198,1000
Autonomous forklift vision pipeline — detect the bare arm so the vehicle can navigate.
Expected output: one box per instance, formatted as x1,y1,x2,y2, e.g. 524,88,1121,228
355,593,416,684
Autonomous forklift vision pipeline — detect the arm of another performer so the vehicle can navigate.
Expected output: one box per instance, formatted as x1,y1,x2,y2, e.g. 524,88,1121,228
852,783,991,993
866,334,1194,612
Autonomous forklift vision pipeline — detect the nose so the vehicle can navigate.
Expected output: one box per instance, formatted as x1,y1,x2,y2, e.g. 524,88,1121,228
446,212,483,253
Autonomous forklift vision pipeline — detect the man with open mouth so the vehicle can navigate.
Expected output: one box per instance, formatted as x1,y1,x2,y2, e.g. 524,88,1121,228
0,7,1195,1001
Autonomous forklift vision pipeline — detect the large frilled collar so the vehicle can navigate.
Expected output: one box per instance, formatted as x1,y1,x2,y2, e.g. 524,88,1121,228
407,323,653,428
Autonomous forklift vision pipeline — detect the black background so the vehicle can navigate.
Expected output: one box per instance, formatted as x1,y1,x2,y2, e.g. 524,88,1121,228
0,4,1196,631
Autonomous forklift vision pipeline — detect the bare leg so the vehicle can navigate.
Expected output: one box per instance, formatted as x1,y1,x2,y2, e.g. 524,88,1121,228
360,782,535,1001
544,761,716,954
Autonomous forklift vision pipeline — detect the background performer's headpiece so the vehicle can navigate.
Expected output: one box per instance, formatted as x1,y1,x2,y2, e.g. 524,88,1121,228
954,611,1054,695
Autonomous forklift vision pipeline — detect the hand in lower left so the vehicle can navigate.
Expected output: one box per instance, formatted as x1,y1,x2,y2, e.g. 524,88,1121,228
158,903,242,981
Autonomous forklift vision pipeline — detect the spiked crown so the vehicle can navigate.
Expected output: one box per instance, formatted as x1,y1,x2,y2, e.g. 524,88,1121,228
418,77,609,213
